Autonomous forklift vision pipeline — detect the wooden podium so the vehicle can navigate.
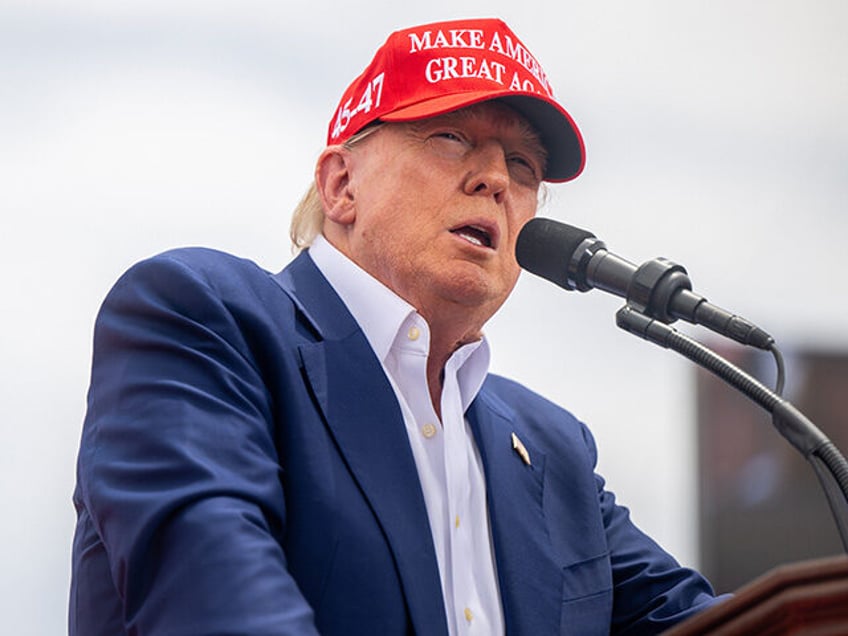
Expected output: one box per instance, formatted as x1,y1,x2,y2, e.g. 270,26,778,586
664,555,848,635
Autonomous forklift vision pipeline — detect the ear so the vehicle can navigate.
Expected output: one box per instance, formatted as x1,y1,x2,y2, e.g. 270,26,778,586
315,146,356,226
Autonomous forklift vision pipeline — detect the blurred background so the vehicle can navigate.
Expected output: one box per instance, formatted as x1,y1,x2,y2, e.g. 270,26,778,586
1,1,846,633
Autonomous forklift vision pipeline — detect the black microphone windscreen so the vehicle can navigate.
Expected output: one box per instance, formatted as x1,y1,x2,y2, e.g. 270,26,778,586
516,218,595,289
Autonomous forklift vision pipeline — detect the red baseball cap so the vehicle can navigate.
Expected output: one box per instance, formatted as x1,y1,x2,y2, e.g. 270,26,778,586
327,18,585,182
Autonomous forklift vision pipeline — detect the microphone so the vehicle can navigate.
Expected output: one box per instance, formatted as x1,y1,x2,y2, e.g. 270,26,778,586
515,217,774,350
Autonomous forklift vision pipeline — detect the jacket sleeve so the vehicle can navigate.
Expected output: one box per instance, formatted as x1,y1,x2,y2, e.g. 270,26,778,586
72,250,320,635
579,424,729,635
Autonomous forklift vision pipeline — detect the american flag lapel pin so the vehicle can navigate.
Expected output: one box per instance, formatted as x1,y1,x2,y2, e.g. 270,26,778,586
511,432,531,466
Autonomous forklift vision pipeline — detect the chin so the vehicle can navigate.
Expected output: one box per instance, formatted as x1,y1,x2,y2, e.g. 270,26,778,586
416,258,515,311
435,272,508,311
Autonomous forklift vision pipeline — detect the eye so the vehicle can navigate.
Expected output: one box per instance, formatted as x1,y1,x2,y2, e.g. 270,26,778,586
508,154,534,169
426,129,470,158
433,131,465,143
507,153,543,184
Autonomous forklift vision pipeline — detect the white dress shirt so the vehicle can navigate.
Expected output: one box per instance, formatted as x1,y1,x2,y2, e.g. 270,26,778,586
309,235,505,635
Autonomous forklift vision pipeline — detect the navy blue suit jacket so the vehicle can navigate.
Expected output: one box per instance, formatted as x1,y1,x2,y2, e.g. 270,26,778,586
70,247,722,634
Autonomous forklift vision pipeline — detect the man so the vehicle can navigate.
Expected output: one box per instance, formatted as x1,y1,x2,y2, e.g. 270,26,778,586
70,18,724,635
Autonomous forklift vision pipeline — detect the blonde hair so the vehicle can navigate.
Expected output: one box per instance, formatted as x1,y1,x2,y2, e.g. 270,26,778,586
289,183,324,253
289,124,386,253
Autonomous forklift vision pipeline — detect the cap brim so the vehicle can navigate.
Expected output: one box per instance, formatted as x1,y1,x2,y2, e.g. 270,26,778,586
380,91,585,183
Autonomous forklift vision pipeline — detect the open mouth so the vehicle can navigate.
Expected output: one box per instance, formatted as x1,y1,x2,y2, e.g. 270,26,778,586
450,224,495,249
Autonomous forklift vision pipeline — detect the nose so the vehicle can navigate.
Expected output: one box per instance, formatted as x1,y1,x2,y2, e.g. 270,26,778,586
463,142,509,203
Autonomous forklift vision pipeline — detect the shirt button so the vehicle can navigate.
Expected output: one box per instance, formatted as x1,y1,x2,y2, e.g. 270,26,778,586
421,423,437,439
464,607,473,623
455,514,460,528
407,326,420,341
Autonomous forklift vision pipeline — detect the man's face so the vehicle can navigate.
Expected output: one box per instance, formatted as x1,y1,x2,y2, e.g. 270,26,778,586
328,101,547,337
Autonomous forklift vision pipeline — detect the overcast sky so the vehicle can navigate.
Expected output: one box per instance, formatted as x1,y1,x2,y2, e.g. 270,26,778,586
1,1,846,633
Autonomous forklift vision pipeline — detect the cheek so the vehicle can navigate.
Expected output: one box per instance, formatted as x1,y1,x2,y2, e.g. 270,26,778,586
510,191,538,225
495,242,523,292
506,200,538,252
504,258,522,288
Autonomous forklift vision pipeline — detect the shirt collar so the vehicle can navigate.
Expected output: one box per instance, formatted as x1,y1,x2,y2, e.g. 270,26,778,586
309,234,416,363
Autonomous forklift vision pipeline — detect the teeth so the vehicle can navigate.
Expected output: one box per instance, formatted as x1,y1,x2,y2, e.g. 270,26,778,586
452,225,491,248
458,231,483,246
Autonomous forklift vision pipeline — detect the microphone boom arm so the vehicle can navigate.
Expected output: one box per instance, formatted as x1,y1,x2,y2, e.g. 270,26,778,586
616,305,848,552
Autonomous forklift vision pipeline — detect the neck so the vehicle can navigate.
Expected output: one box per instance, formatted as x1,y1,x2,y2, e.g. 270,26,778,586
423,319,483,420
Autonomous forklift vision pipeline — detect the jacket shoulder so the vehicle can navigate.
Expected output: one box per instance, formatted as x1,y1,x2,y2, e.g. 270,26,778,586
116,246,277,291
101,247,296,320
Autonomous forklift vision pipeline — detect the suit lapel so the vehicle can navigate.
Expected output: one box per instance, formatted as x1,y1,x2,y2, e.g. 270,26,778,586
275,254,449,636
467,390,562,635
